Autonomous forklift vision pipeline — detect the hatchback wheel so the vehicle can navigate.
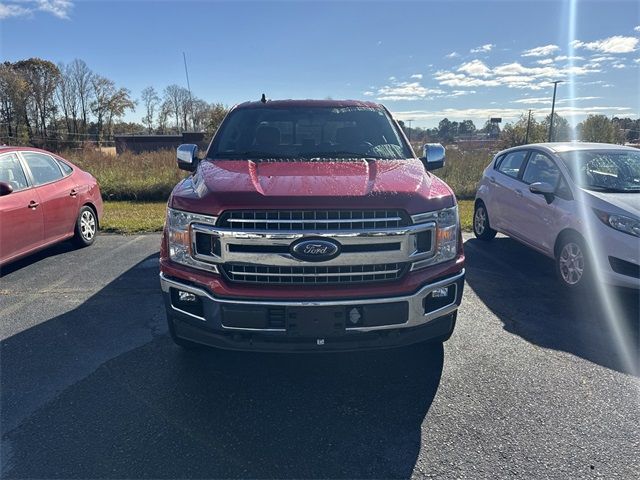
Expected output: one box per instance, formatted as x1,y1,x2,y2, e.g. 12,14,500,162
73,206,97,247
473,201,497,240
556,235,591,290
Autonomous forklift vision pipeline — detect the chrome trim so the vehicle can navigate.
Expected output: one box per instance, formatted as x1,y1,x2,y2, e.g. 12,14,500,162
190,221,436,268
226,267,402,278
225,217,405,225
160,269,464,333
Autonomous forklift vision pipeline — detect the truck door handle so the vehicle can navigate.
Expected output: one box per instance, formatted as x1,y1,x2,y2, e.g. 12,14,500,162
70,189,78,197
28,200,39,209
515,189,523,198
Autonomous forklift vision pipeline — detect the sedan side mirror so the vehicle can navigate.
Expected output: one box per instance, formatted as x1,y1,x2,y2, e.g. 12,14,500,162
0,181,14,196
420,143,446,171
529,181,555,204
177,144,199,172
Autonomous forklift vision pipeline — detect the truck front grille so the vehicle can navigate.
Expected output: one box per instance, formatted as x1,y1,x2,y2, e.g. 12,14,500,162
218,210,410,231
222,263,406,285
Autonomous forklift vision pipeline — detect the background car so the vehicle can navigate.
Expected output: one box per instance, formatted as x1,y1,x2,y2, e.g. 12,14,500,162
0,146,103,266
473,142,639,290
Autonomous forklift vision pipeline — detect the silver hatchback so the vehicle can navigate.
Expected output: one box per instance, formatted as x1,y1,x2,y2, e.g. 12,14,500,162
474,143,639,290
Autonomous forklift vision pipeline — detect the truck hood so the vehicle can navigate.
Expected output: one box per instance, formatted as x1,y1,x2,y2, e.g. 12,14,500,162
170,159,455,215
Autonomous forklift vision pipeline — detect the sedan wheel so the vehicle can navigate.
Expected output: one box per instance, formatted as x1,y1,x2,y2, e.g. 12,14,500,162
555,235,592,290
73,206,98,247
558,242,584,285
473,202,497,240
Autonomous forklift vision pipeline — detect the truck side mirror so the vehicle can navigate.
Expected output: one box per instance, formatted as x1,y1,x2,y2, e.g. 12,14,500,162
420,143,446,171
0,181,14,196
177,144,199,172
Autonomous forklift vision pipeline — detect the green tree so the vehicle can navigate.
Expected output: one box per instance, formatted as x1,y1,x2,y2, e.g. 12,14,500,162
498,113,546,149
577,115,622,143
543,113,572,142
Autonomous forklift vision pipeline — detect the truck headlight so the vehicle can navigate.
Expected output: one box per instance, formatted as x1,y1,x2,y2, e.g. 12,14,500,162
166,208,219,272
593,209,640,237
411,205,459,269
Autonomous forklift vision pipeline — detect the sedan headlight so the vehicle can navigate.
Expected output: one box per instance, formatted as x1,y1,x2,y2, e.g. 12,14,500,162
166,208,219,272
593,209,640,237
411,205,459,269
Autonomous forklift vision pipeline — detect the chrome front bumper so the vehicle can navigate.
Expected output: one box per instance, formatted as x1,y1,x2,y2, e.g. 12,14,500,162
159,269,464,334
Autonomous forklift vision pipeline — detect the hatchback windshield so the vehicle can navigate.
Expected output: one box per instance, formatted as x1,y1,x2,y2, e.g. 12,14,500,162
207,106,412,160
559,150,640,193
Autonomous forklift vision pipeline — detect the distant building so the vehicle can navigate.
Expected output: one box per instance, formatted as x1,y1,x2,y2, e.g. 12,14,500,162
114,132,207,154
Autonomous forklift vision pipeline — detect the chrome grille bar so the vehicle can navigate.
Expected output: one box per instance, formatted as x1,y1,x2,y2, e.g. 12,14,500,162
222,263,405,285
218,210,410,231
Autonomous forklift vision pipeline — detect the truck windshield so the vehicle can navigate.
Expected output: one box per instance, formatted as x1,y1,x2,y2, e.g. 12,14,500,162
207,106,412,160
559,150,640,193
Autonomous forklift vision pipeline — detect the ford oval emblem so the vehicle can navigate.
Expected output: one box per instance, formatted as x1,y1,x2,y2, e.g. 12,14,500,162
290,238,341,262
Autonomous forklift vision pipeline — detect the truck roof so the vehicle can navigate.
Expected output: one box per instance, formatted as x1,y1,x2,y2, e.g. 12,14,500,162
234,99,382,110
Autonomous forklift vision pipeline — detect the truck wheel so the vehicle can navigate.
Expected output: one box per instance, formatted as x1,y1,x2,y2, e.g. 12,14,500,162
555,234,593,291
73,206,97,247
167,316,201,350
473,201,497,241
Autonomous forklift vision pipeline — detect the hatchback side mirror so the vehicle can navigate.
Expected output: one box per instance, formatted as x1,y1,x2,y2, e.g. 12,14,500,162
420,143,446,171
177,144,199,172
529,182,555,204
0,181,14,196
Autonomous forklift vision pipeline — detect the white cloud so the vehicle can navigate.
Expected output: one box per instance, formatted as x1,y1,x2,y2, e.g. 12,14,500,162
470,44,494,53
612,63,626,69
391,105,634,124
634,26,640,32
537,58,555,65
522,44,560,57
445,52,460,59
0,0,72,19
410,74,423,80
0,3,30,18
511,96,601,105
457,59,491,77
554,55,585,62
434,58,601,92
367,81,445,101
571,35,638,54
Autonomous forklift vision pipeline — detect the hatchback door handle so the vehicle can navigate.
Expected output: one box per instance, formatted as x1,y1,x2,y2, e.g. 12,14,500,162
515,189,523,198
489,176,496,184
70,189,78,197
28,201,39,209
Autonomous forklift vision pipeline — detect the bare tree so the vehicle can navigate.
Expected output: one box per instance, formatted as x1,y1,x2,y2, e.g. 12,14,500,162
90,74,115,144
163,84,190,133
70,59,93,134
157,99,172,134
140,86,159,133
106,87,136,137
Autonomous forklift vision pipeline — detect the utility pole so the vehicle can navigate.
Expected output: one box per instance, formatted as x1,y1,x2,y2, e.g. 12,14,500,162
407,119,414,142
525,109,532,144
183,52,196,131
548,80,562,142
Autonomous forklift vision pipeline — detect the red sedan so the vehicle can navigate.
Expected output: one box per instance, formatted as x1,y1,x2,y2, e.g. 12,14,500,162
0,146,103,266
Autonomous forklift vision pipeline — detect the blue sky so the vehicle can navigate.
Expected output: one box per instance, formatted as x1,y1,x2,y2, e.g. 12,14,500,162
1,0,639,128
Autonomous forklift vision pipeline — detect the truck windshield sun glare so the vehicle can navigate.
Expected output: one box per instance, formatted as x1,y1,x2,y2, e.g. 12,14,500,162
159,99,465,352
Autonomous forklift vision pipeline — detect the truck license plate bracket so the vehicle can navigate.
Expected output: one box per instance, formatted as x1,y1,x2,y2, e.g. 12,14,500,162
286,306,346,336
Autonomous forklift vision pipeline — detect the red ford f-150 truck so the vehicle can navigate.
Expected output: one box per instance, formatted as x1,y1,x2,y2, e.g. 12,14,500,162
159,99,465,351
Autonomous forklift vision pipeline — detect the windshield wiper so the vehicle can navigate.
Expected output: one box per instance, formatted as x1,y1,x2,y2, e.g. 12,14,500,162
303,151,392,160
583,185,640,193
212,151,291,159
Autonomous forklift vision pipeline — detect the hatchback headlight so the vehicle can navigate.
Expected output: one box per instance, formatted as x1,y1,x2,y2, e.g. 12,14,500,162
411,205,459,269
166,208,219,272
593,209,640,237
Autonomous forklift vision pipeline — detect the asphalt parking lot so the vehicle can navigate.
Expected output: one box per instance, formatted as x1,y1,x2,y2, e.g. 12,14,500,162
1,233,638,479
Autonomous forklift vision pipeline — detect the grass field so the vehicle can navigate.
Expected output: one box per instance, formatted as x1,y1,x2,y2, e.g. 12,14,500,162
101,199,474,234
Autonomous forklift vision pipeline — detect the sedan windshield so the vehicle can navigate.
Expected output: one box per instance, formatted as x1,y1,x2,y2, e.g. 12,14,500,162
207,106,412,160
559,150,640,193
